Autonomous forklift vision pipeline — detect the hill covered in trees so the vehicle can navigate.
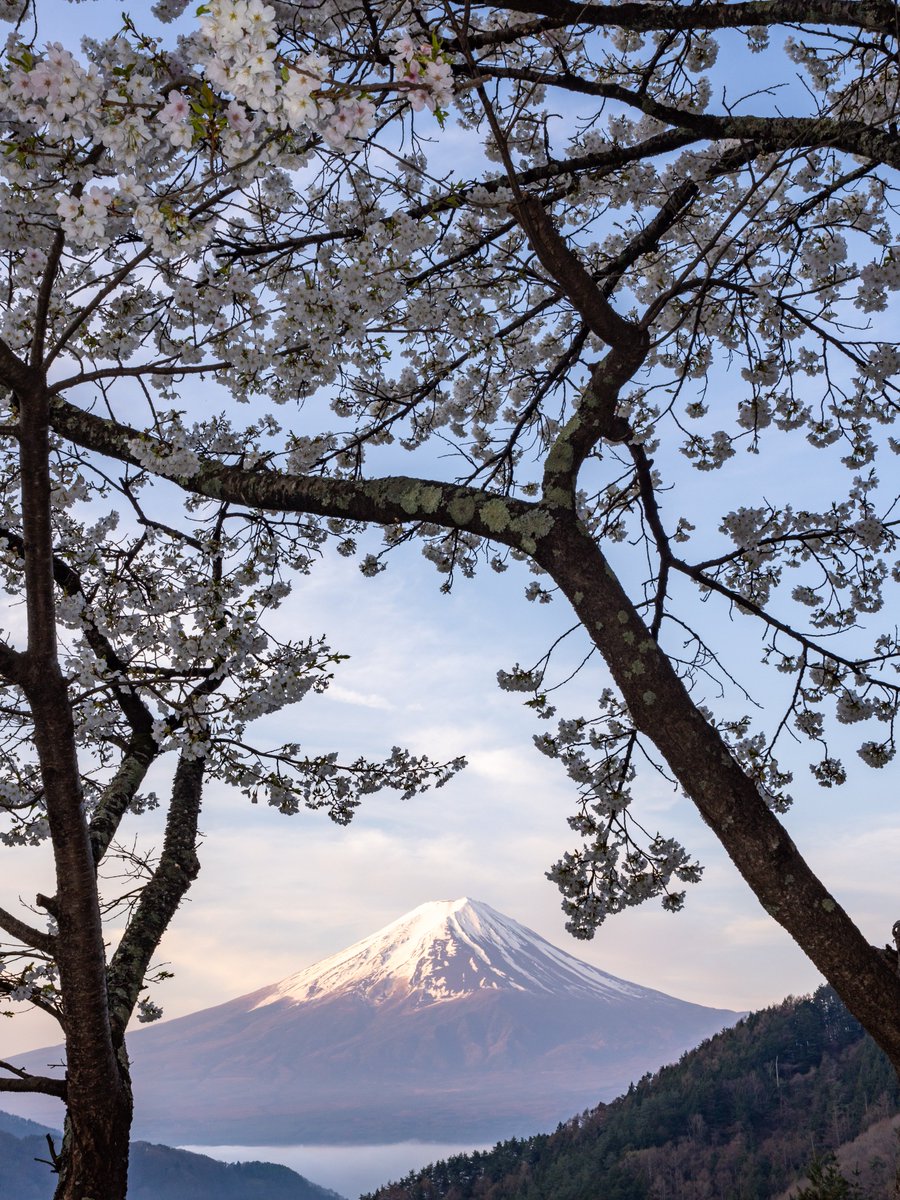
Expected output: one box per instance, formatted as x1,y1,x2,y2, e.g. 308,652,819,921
0,1112,345,1200
365,987,900,1200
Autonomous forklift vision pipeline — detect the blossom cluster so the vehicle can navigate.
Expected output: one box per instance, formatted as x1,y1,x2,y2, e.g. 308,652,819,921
195,4,453,147
136,997,164,1023
2,42,99,137
0,8,455,262
856,250,900,312
129,431,202,479
2,962,57,1004
391,34,454,116
197,1,377,149
57,186,116,248
724,727,793,814
501,678,702,927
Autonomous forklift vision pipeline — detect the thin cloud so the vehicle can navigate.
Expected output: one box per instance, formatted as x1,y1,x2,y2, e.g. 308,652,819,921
325,685,394,710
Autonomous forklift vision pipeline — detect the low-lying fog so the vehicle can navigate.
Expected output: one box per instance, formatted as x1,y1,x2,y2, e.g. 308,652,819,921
179,1140,494,1199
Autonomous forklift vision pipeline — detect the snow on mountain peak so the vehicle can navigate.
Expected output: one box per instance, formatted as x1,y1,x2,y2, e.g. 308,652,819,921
250,897,651,1012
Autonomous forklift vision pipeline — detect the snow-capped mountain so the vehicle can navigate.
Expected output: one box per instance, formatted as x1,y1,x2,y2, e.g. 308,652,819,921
9,898,743,1144
252,897,652,1010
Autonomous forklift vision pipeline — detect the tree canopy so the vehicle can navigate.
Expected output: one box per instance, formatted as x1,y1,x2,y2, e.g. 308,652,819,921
1,0,900,1195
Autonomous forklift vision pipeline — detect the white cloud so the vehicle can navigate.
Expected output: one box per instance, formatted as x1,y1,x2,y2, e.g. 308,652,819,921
325,685,394,710
720,915,784,946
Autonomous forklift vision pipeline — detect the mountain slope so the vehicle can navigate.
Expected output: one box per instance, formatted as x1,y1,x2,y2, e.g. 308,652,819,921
362,987,900,1200
0,1110,58,1140
8,898,741,1145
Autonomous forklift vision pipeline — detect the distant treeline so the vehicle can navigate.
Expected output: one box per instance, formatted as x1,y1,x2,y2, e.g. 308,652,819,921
364,986,900,1200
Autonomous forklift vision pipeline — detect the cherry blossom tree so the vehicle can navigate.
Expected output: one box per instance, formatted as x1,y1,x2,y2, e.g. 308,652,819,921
0,6,461,1195
2,0,900,1194
0,457,460,1197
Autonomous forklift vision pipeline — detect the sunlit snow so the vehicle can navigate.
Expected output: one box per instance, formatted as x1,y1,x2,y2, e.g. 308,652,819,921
250,897,649,1011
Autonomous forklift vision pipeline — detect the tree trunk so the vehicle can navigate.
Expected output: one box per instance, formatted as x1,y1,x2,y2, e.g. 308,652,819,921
16,372,135,1200
53,1068,132,1200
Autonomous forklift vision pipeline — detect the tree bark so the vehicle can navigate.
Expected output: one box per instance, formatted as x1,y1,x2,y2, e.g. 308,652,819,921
17,372,134,1200
474,0,900,33
53,1089,133,1200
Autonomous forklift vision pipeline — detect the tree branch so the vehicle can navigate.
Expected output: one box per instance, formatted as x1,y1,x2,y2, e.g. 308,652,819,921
30,231,64,370
532,513,900,1070
105,752,205,1042
0,905,55,953
48,397,549,551
0,1065,65,1098
0,640,27,687
89,745,157,869
0,526,156,744
481,70,900,171
672,554,896,681
487,0,900,34
0,524,158,867
213,131,700,263
505,197,648,501
0,336,38,396
510,145,758,503
513,196,644,350
0,976,65,1027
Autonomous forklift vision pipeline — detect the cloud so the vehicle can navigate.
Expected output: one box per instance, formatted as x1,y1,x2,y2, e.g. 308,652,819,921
325,685,394,710
459,745,558,787
806,823,900,897
720,915,784,946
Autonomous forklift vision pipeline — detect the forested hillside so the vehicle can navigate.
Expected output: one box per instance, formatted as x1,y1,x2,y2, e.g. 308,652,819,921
365,988,899,1200
0,1112,344,1200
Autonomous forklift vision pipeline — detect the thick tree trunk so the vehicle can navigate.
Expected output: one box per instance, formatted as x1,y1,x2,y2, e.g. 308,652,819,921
17,373,134,1200
54,1072,133,1200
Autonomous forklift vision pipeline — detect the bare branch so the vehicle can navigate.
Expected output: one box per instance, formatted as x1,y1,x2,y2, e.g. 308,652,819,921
480,0,899,35
0,640,28,687
0,904,55,953
0,1064,65,1098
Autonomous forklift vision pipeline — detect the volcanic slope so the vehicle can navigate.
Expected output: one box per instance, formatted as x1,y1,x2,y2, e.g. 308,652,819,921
12,898,742,1144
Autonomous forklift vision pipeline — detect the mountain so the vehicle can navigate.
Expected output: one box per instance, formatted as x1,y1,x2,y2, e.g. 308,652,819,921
362,987,900,1200
0,1109,58,1140
6,898,741,1145
0,1112,346,1200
